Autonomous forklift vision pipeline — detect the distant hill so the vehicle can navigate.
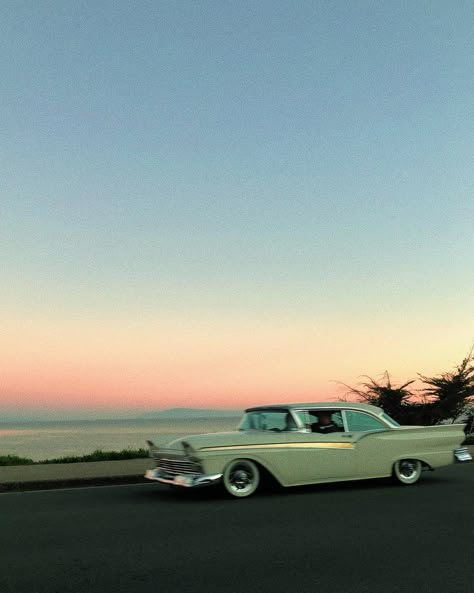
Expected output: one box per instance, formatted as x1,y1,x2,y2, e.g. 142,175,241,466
139,408,242,420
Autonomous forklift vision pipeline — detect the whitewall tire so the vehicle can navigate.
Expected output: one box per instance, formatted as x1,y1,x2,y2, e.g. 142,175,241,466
222,459,260,498
393,459,422,485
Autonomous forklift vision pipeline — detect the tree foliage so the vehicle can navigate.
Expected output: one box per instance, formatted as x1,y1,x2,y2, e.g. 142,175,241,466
343,347,474,427
418,347,474,425
341,371,415,423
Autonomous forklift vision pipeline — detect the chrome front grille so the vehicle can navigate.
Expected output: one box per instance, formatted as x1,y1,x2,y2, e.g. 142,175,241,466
158,458,202,476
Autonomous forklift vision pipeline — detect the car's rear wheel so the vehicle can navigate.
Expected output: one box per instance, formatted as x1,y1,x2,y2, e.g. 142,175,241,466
223,459,260,498
393,459,422,485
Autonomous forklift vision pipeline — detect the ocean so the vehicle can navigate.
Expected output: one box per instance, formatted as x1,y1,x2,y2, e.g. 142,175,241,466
0,417,241,462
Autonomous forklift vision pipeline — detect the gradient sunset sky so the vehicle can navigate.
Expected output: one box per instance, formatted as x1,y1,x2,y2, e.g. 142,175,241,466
2,2,473,419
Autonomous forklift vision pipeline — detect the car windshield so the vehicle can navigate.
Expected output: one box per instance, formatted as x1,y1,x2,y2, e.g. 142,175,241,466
238,410,297,432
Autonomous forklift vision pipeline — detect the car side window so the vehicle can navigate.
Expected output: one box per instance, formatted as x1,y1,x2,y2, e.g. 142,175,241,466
239,410,296,431
330,412,344,429
304,410,344,433
344,411,386,432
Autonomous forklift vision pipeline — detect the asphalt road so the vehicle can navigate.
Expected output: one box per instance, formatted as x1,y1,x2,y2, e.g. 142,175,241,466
1,465,473,593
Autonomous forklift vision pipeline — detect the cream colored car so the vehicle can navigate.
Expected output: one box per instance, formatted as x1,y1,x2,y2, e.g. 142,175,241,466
145,402,471,498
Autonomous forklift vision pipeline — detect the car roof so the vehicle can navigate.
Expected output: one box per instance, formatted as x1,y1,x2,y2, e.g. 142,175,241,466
245,401,383,414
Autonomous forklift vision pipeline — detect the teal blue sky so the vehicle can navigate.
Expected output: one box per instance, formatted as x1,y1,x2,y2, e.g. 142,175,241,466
1,1,473,415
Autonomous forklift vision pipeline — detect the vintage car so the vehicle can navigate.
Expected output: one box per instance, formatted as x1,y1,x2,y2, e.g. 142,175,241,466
145,402,472,498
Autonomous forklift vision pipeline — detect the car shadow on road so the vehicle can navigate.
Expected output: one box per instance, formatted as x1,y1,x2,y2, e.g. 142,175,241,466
132,470,456,504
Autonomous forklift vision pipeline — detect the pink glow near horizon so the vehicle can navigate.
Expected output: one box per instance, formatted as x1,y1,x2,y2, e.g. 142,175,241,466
1,311,470,414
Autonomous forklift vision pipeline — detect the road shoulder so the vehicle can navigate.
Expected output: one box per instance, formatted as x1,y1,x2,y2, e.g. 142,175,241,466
0,458,152,492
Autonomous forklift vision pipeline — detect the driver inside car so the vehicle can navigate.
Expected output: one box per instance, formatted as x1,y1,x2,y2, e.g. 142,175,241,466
312,412,338,434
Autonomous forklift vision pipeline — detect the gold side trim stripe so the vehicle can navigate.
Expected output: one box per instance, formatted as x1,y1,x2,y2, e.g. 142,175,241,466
199,442,354,452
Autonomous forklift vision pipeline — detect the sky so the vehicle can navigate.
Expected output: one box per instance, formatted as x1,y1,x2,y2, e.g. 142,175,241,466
1,1,473,419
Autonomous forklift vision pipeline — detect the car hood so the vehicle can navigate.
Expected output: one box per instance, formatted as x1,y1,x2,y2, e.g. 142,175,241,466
162,430,286,451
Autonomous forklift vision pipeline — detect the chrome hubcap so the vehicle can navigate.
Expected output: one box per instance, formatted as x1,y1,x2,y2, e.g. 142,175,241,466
230,467,253,492
400,461,416,478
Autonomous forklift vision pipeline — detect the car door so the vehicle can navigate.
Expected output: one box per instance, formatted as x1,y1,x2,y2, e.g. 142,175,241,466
283,409,357,485
342,410,392,478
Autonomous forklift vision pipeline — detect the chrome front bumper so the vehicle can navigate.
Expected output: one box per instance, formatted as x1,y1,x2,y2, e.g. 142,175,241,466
145,468,223,488
454,447,473,462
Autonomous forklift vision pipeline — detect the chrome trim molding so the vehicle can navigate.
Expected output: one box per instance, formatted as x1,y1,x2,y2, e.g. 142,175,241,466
453,447,473,462
199,442,354,452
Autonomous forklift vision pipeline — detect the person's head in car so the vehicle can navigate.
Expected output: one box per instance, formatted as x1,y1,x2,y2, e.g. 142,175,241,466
318,412,333,425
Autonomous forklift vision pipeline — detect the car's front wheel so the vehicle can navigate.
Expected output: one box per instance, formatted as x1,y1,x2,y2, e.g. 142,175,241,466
393,459,422,485
222,459,260,498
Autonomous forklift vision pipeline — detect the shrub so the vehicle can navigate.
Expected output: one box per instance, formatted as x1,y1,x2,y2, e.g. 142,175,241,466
39,448,149,464
0,448,149,466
